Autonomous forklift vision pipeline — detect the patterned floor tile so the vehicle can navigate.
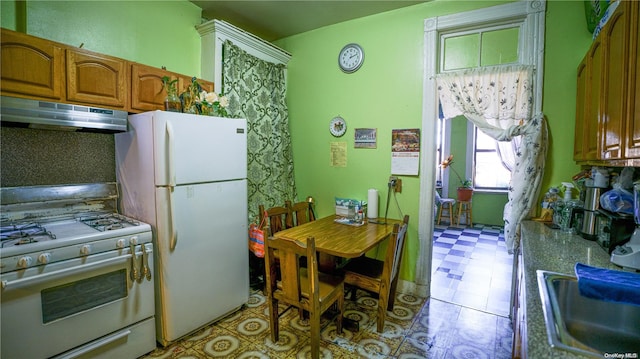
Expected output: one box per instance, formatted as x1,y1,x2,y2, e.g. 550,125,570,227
139,222,514,359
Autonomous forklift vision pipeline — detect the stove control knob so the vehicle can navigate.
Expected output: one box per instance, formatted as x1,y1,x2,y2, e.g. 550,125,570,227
130,236,138,245
116,239,127,249
80,245,92,256
17,256,33,269
38,253,52,264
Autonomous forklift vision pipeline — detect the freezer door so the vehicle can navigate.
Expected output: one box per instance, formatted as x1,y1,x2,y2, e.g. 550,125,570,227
154,180,249,345
150,111,247,186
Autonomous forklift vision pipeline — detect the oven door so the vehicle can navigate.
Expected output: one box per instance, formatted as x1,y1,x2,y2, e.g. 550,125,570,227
1,243,155,359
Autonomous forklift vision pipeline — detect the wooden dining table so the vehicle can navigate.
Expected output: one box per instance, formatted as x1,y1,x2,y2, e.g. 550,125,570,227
273,214,402,271
271,214,402,332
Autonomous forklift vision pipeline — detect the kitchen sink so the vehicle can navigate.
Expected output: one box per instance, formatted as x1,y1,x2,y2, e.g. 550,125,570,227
537,270,640,357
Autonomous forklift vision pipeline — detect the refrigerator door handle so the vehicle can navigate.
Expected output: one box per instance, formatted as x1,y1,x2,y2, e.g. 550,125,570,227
168,188,178,251
165,120,176,188
166,121,178,250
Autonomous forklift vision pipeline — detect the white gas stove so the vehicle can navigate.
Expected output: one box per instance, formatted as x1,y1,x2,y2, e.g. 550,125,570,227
0,183,156,359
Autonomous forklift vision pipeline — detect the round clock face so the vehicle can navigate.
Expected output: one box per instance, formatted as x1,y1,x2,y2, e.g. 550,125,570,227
338,43,364,73
329,117,347,137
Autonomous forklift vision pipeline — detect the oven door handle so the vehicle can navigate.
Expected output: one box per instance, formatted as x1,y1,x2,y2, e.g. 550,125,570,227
52,328,132,359
1,253,133,291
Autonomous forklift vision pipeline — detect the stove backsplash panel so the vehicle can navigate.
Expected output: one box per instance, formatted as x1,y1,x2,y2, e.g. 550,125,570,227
1,127,116,187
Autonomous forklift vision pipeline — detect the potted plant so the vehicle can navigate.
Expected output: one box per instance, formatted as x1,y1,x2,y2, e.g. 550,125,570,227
161,76,181,112
440,155,473,201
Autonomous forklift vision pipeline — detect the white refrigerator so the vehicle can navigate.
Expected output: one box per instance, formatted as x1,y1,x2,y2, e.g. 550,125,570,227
115,111,248,346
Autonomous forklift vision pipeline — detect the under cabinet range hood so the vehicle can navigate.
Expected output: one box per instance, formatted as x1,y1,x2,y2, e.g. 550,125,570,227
0,96,128,133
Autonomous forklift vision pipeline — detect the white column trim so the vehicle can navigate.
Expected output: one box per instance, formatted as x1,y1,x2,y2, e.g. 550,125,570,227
196,19,291,87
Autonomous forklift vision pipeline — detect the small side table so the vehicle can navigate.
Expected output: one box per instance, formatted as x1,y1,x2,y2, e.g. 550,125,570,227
456,200,473,226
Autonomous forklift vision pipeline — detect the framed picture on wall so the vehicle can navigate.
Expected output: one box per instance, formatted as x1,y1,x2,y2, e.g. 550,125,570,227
354,128,377,148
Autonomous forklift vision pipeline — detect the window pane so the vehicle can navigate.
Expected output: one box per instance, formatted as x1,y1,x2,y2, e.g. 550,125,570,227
481,27,520,66
476,129,496,150
475,151,511,188
443,34,480,71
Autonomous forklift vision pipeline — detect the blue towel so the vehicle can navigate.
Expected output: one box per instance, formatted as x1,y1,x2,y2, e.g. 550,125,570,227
575,263,640,307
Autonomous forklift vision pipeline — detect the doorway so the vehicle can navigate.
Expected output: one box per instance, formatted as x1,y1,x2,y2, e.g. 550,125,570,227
416,1,546,315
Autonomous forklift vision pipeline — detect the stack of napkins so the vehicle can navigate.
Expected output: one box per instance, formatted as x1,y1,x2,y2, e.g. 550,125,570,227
575,263,640,307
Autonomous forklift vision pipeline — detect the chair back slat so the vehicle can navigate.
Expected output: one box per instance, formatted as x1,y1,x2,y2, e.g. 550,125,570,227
390,218,409,281
286,200,316,227
259,204,291,236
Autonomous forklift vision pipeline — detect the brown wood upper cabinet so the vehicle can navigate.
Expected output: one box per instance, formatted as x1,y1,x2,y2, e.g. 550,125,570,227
2,28,215,114
130,64,215,113
66,48,127,109
574,1,640,163
130,63,175,112
0,28,65,101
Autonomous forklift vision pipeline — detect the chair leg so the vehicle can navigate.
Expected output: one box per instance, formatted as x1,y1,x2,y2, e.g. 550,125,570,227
387,277,399,311
309,309,321,359
450,204,455,225
268,298,279,343
336,287,344,334
436,204,443,225
349,286,357,301
376,290,388,333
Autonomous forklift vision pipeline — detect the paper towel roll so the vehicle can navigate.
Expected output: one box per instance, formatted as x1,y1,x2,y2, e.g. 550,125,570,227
368,189,379,219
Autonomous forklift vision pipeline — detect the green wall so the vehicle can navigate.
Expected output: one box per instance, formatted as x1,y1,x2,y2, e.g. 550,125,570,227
1,0,595,284
542,0,593,202
1,0,202,76
276,0,593,282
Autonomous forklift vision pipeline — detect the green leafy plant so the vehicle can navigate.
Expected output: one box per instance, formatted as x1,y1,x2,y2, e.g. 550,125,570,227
161,76,178,94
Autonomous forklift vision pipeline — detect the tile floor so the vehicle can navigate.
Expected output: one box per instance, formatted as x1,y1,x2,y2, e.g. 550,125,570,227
431,223,513,317
140,288,513,359
139,223,514,359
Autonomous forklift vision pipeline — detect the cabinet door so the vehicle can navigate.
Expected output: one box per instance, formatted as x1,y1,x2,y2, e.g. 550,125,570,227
0,28,65,100
130,63,175,112
600,5,631,160
625,2,640,159
66,48,127,108
585,39,603,160
574,56,588,161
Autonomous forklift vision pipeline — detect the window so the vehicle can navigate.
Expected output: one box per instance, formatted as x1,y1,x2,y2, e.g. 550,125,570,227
439,25,520,194
473,126,511,190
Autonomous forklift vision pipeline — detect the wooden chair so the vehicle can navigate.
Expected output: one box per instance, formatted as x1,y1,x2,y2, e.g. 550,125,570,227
286,200,316,227
342,214,409,332
259,204,292,236
250,204,292,290
265,235,344,359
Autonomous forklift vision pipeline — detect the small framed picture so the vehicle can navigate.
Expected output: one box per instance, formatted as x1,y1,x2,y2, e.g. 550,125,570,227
354,128,377,148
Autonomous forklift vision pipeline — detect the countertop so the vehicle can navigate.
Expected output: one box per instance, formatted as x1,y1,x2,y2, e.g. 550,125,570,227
520,220,624,358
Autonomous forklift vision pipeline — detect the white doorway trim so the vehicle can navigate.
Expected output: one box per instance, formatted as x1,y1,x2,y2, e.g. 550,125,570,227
415,0,546,298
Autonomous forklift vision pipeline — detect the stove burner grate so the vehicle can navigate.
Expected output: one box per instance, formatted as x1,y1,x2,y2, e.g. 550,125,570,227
79,213,140,232
0,223,56,247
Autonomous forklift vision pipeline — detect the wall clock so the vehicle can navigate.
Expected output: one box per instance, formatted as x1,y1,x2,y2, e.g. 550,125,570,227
338,43,364,73
329,116,347,137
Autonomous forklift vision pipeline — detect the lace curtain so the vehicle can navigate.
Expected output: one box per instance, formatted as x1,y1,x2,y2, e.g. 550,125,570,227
436,65,548,252
222,40,297,222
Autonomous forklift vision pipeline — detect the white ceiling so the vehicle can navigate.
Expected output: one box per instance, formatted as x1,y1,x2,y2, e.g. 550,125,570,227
189,1,426,41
